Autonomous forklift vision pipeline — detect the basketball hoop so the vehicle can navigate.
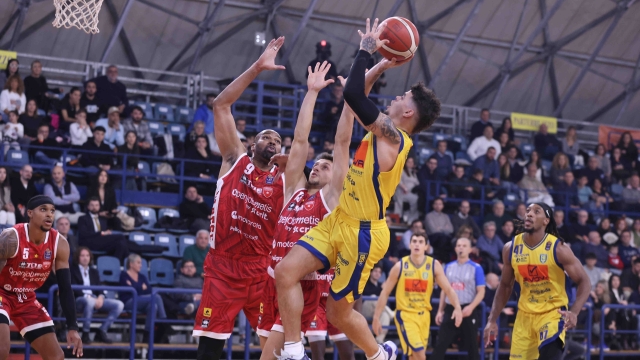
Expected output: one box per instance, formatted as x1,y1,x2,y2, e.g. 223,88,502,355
52,0,104,34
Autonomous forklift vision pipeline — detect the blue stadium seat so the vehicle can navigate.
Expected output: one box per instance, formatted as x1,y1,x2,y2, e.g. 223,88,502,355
521,143,534,158
137,161,151,175
455,151,471,162
60,154,76,164
611,183,623,201
167,124,186,141
6,150,29,167
175,107,194,124
129,231,152,245
158,208,179,219
154,233,180,258
133,102,154,120
148,122,165,137
136,207,159,231
451,135,467,151
37,109,46,116
149,258,175,286
179,235,196,256
117,205,129,214
418,148,434,164
154,103,175,122
432,133,451,148
97,256,121,283
124,257,148,277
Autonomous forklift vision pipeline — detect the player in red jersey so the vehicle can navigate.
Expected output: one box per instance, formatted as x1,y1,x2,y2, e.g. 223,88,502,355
192,37,288,360
258,62,354,360
0,195,82,359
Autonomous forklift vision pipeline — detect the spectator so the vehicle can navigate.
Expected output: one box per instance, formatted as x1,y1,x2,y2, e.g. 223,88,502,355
10,164,37,223
183,229,210,276
401,220,424,255
469,108,492,142
235,118,247,140
44,165,83,224
116,131,144,191
59,87,82,134
582,231,609,269
497,132,513,156
591,178,613,210
119,253,166,342
622,174,640,213
394,157,420,223
498,220,514,244
483,273,515,342
320,83,344,138
185,135,217,180
2,110,24,154
80,80,102,126
71,246,124,344
469,168,499,203
179,186,210,233
581,156,607,188
608,274,635,350
79,126,113,170
483,200,509,229
186,120,208,151
593,144,612,180
0,167,15,225
611,147,633,183
23,60,62,111
553,209,571,242
172,260,203,316
472,146,500,186
570,210,592,245
432,140,453,176
518,162,555,206
608,244,624,274
19,99,43,141
618,230,639,270
497,154,517,192
361,265,392,343
583,252,605,290
613,217,628,240
534,123,561,160
122,106,153,155
476,221,504,273
69,109,93,147
305,147,316,169
30,123,63,166
418,157,446,203
450,200,481,240
91,65,128,112
0,59,19,90
494,117,514,143
453,225,476,249
561,126,581,163
514,202,526,222
96,107,125,149
322,139,334,154
56,216,78,254
425,198,454,237
632,219,640,247
553,171,580,209
1,74,26,116
190,93,216,134
446,165,473,199
86,170,119,217
616,132,638,167
621,258,640,294
467,125,501,161
577,175,594,207
549,152,572,187
505,146,524,184
525,150,545,183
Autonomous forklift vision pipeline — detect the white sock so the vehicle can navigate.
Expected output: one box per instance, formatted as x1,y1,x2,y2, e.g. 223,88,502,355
284,341,305,359
367,345,385,360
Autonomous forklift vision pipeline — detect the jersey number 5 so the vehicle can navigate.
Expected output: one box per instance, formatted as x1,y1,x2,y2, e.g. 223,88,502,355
22,248,29,259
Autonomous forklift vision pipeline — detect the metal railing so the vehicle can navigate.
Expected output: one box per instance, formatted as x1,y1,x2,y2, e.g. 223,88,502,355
599,304,640,360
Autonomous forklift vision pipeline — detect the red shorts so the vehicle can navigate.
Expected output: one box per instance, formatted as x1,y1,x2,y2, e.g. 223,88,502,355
192,270,268,339
256,276,277,337
306,297,347,341
0,292,54,337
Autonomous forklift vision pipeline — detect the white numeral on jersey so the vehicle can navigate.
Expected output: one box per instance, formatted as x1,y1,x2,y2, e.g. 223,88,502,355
244,163,255,175
22,248,29,259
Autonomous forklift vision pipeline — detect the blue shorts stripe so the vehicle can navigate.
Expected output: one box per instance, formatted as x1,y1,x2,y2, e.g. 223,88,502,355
296,241,331,274
538,319,565,350
371,137,384,220
330,222,372,301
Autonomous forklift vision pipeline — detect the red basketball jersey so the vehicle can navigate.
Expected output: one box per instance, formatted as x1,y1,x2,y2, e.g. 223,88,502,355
0,224,59,303
270,188,331,272
207,154,284,278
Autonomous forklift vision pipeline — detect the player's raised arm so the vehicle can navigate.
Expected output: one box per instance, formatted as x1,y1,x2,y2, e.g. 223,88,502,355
556,242,591,330
434,260,463,327
55,236,83,357
0,228,18,272
372,260,400,336
213,37,285,168
483,242,515,347
284,62,334,196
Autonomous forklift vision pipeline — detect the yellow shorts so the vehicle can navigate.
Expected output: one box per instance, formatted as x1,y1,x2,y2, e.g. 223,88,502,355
297,206,389,303
394,310,429,356
510,308,566,359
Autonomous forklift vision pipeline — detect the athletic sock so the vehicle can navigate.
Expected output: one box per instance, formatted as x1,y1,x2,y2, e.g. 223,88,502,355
284,341,305,359
367,345,385,360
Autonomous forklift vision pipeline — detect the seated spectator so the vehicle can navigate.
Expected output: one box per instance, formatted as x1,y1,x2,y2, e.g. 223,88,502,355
498,220,514,244
505,146,524,184
483,200,509,229
185,135,217,180
446,165,473,199
472,146,500,187
593,144,612,181
179,186,210,233
172,260,203,316
582,231,609,269
483,273,515,338
185,120,208,151
525,150,545,183
553,209,571,243
608,244,623,274
56,216,78,254
19,99,44,141
0,167,15,225
394,157,420,223
79,126,113,170
59,87,82,134
450,200,481,240
476,221,504,273
615,132,638,167
189,93,215,134
119,253,166,342
632,219,640,247
467,125,501,161
584,252,605,290
417,155,446,205
0,59,19,93
549,152,571,187
577,175,594,207
80,80,102,126
96,107,125,149
494,117,514,143
431,140,453,177
497,132,511,155
44,165,83,224
497,153,510,185
618,230,639,270
469,108,492,142
122,106,153,155
71,247,124,344
1,74,26,115
561,126,581,163
553,171,580,209
591,178,613,211
611,147,633,183
183,229,210,276
116,131,144,191
91,65,128,112
590,280,615,337
10,164,37,223
597,217,613,239
469,168,500,203
319,83,344,139
425,198,453,261
69,109,93,147
621,258,640,293
235,118,247,140
622,174,640,213
322,139,334,154
361,265,392,343
514,202,526,222
401,220,424,256
305,147,316,169
570,210,592,245
534,123,561,160
608,274,636,348
29,123,63,166
23,60,62,111
581,156,607,187
613,217,628,240
518,162,554,207
2,110,25,154
86,170,118,216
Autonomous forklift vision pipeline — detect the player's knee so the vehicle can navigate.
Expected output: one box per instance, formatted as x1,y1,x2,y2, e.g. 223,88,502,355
0,343,9,360
325,302,342,326
42,349,64,360
274,261,295,287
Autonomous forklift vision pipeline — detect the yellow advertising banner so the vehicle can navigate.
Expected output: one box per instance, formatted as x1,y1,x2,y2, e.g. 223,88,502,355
510,112,558,134
0,50,17,70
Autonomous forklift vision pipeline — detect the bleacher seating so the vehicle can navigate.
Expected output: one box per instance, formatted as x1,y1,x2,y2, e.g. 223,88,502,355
97,256,121,283
148,121,165,136
175,106,193,124
129,231,153,245
178,235,195,256
134,101,154,119
149,258,175,286
154,103,174,122
154,233,180,258
124,257,149,277
5,150,29,168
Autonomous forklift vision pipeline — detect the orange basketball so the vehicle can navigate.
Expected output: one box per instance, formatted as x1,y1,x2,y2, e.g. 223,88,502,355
378,17,419,61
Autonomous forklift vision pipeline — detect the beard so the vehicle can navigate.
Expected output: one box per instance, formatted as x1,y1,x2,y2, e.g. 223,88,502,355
255,146,275,162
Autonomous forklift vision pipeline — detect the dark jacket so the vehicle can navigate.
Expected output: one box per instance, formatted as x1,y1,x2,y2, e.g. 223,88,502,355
24,75,59,110
70,265,106,298
77,213,108,241
9,176,37,208
80,138,113,168
554,181,580,207
179,199,210,221
116,143,140,169
90,75,128,109
172,273,204,302
469,120,493,142
29,138,62,159
185,148,217,178
86,185,118,213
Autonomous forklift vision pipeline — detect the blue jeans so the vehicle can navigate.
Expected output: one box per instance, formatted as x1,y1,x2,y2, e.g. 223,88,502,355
75,296,124,332
124,294,166,330
33,151,58,166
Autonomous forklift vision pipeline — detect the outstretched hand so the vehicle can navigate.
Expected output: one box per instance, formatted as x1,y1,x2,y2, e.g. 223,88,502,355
255,37,286,72
379,55,414,70
307,61,335,92
67,330,83,357
358,18,388,55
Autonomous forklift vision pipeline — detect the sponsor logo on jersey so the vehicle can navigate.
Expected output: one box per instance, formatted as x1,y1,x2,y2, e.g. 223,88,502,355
451,282,464,291
287,201,296,211
266,175,275,185
405,279,427,292
422,272,429,280
0,296,2,306
3,284,10,291
263,187,273,198
44,249,52,260
404,262,408,269
540,254,548,263
425,263,431,271
201,319,209,328
303,200,315,211
43,261,51,270
352,141,368,169
19,262,44,269
518,265,550,283
240,174,249,185
203,308,212,317
259,303,263,314
545,241,552,251
357,253,367,266
272,239,276,249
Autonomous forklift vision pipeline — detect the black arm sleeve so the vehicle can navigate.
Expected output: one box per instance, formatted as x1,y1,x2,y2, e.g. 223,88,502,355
343,50,381,126
56,268,79,331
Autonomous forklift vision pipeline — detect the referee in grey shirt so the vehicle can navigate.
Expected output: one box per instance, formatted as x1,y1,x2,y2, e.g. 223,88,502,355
432,237,485,360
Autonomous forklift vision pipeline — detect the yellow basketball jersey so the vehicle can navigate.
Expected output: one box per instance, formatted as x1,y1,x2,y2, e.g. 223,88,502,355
339,130,413,220
511,233,569,314
396,255,435,313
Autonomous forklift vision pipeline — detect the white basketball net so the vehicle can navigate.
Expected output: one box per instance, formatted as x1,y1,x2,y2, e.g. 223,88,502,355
52,0,104,34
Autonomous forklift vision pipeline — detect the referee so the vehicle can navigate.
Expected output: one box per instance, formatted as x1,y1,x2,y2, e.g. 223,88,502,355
432,237,485,360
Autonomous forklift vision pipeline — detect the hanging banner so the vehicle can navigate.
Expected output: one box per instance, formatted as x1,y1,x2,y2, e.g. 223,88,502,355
510,112,558,134
0,50,17,70
598,125,640,150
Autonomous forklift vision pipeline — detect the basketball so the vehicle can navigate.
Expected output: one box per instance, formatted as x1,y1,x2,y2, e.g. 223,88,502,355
378,17,420,61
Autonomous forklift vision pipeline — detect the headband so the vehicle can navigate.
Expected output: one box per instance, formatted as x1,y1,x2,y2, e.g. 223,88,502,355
27,195,54,210
533,202,553,219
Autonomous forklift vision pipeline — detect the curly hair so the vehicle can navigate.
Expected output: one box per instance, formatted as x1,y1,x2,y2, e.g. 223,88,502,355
410,82,441,134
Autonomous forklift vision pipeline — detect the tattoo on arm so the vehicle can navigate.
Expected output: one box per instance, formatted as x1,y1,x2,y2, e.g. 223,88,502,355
0,230,18,260
368,115,401,144
361,37,378,54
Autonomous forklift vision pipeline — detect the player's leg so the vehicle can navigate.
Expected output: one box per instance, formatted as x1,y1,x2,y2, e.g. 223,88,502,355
28,332,64,360
0,321,10,360
538,338,564,360
258,277,277,350
308,337,326,360
260,330,285,360
334,339,355,360
408,349,425,360
326,296,379,356
509,312,538,360
536,309,566,360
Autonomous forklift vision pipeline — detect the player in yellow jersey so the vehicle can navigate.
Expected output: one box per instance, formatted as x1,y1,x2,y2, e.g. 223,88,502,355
483,203,591,359
372,232,462,360
274,18,441,360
